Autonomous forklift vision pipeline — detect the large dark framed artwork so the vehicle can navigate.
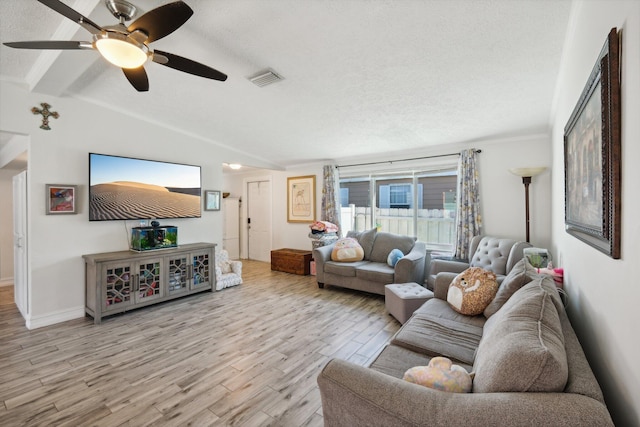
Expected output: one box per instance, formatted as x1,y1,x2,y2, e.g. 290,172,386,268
564,28,621,259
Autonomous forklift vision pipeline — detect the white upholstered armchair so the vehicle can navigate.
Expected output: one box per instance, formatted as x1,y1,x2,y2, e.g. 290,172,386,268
215,249,242,290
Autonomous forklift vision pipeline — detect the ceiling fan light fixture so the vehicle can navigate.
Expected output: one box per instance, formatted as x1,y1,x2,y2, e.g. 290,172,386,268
94,32,148,68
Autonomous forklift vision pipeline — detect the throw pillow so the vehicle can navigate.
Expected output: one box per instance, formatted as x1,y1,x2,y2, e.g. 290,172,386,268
484,258,537,318
387,249,404,267
472,277,568,393
447,267,498,316
331,238,365,262
403,356,473,393
220,260,232,274
346,228,377,259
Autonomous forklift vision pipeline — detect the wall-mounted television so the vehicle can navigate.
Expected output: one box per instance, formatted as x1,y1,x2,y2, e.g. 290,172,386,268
89,153,201,221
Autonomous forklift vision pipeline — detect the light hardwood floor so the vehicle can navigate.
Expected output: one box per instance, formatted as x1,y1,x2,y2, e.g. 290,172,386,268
0,260,400,426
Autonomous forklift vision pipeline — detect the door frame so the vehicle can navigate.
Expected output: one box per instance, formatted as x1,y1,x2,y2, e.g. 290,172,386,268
12,170,30,320
242,175,272,260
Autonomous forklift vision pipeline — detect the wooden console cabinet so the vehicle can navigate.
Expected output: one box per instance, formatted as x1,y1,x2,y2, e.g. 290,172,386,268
83,243,216,324
271,248,313,275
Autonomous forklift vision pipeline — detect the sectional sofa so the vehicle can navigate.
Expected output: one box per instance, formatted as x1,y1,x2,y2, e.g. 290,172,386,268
317,259,613,426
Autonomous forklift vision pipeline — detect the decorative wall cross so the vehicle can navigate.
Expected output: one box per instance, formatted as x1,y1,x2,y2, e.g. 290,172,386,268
31,102,60,130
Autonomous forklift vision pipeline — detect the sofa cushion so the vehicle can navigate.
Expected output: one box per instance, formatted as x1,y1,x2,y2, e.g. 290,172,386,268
324,260,369,277
447,267,498,316
369,232,416,263
413,299,487,330
483,258,537,318
370,344,465,379
391,299,484,366
331,238,365,262
356,262,395,284
472,277,568,393
346,228,377,260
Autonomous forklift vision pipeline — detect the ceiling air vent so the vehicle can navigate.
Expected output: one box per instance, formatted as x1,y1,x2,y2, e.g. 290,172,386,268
248,69,284,87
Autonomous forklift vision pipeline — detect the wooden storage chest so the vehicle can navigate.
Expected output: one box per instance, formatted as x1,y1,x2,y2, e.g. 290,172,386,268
271,248,313,275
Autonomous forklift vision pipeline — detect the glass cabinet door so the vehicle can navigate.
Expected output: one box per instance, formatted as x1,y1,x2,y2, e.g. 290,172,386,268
191,250,212,290
167,254,189,294
103,262,133,312
135,258,164,303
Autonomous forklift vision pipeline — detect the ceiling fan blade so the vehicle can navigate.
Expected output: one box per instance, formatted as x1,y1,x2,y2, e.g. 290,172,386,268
3,41,92,50
122,67,149,92
38,0,102,34
128,1,193,43
153,50,227,82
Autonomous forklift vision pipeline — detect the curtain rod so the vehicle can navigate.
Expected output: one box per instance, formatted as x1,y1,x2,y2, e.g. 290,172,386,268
336,149,481,169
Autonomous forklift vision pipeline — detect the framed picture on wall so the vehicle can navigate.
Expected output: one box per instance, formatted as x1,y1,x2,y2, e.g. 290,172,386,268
564,27,621,259
46,184,77,214
287,175,316,223
204,190,221,211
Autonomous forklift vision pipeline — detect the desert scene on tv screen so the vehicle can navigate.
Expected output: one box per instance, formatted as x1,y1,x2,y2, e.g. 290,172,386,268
89,155,201,221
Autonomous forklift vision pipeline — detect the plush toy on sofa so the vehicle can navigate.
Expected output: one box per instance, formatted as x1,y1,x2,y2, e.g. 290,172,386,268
403,356,473,393
447,267,498,315
331,237,365,262
537,262,564,288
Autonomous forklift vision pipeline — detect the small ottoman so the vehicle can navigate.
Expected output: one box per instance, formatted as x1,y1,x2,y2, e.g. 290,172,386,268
385,282,434,324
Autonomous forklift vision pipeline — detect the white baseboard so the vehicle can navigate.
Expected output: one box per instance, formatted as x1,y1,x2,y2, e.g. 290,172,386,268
0,278,13,287
25,306,86,330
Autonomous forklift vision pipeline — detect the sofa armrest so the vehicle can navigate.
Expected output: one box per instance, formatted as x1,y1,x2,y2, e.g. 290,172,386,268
506,240,532,273
318,359,613,427
230,260,242,276
394,241,426,284
433,272,458,300
430,258,469,275
312,244,335,283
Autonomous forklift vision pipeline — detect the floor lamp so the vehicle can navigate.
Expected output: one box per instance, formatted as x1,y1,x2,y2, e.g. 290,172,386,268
509,167,546,243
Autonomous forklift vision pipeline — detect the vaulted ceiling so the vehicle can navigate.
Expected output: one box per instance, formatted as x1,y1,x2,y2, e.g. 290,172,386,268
0,0,572,169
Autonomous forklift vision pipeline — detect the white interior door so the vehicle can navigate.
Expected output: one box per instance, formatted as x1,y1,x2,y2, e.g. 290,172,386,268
223,197,240,259
247,180,271,262
13,171,28,318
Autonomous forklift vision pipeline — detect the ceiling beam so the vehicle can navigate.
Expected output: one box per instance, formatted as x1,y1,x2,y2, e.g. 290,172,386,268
27,0,102,96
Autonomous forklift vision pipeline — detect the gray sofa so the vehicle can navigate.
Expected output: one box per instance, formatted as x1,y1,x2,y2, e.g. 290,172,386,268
313,229,426,296
317,259,613,426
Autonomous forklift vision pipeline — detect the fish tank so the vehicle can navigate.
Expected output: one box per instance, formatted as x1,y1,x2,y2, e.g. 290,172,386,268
131,226,178,251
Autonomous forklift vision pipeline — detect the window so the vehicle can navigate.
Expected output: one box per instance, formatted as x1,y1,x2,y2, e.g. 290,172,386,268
340,169,457,252
379,184,424,209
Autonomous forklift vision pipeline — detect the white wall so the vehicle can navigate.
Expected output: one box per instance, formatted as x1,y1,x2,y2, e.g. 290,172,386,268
0,80,275,329
474,135,552,248
550,1,640,425
223,164,325,257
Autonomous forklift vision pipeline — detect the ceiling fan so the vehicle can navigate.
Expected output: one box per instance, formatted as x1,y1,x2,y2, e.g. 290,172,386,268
3,0,228,92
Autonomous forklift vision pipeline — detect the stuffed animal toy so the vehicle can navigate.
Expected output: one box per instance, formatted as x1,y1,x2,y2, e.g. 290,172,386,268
331,237,364,262
537,262,564,288
403,356,473,393
447,267,498,315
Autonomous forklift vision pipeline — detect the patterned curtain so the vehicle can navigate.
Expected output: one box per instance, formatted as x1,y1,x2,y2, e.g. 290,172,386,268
321,165,342,235
454,149,482,259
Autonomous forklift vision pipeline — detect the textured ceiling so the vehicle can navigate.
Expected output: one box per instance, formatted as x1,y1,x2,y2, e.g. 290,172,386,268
0,0,572,169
